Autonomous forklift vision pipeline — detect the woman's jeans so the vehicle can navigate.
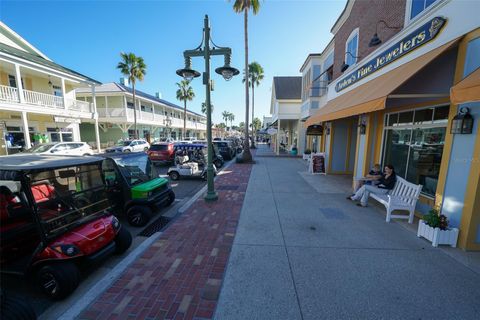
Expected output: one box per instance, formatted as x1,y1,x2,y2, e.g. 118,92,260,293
352,185,389,206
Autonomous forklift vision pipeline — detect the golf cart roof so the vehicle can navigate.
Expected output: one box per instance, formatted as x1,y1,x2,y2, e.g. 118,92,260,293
99,152,148,160
0,154,104,171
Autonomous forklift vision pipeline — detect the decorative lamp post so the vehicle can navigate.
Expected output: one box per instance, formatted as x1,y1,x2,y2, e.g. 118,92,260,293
163,115,172,139
176,15,239,201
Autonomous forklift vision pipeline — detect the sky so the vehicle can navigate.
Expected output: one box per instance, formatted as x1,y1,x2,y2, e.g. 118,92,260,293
0,0,347,125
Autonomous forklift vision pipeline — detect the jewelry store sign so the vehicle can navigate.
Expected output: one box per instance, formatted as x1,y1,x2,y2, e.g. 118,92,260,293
335,17,446,92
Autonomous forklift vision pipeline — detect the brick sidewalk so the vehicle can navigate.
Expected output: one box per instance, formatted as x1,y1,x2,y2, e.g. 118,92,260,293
78,162,253,320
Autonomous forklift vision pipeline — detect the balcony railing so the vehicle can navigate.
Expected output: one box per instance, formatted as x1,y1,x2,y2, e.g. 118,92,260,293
67,98,92,113
0,85,19,103
23,89,64,109
0,85,92,113
98,106,207,130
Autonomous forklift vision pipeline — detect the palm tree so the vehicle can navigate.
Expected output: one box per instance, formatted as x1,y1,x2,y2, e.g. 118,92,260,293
117,52,147,139
243,62,264,148
251,117,262,132
222,111,230,129
176,80,195,139
233,0,260,162
239,121,245,131
228,113,235,129
201,102,214,115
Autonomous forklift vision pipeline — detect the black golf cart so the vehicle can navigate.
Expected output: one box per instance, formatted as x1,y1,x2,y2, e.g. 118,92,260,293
101,152,175,227
0,154,132,300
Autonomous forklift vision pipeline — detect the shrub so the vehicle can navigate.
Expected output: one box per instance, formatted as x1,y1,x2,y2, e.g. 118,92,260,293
304,148,311,154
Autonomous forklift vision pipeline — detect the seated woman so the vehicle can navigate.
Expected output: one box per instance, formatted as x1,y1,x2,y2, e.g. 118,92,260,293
353,164,382,192
348,165,396,207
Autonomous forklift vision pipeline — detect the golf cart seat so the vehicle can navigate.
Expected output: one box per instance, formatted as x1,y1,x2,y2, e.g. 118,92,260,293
31,181,55,203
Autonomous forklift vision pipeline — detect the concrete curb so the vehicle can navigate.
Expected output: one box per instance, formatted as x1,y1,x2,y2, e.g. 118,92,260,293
56,231,163,320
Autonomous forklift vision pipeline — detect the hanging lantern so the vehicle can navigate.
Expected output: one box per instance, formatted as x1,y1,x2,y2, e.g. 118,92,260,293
451,107,474,134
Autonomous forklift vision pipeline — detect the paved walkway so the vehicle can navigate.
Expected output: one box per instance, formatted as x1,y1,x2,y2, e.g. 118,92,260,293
215,152,480,320
77,162,252,320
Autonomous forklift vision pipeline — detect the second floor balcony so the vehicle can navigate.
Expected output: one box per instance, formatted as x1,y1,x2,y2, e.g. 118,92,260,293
0,84,92,113
97,106,207,131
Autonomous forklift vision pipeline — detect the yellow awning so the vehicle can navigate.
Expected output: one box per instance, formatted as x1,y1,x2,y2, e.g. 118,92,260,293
305,40,457,127
450,67,480,104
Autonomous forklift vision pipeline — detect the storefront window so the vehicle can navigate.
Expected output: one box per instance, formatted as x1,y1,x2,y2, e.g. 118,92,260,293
382,105,448,197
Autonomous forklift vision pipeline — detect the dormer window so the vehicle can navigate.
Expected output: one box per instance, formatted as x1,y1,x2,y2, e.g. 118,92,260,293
345,29,359,67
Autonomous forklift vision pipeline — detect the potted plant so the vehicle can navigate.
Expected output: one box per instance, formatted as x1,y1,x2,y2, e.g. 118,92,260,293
303,148,311,160
417,208,459,247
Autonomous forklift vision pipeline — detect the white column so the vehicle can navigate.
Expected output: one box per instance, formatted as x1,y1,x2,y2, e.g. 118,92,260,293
123,96,128,119
14,64,25,103
105,96,108,117
92,85,101,153
137,100,142,119
61,77,67,109
21,111,31,148
276,119,281,155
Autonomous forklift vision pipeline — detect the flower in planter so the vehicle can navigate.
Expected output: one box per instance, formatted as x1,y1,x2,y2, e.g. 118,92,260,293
423,207,449,230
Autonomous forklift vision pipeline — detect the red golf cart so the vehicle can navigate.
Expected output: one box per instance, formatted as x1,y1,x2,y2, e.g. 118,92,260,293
0,154,132,300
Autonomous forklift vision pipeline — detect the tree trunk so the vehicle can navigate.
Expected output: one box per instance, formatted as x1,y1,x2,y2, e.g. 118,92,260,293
133,82,137,139
251,83,255,148
243,8,252,161
183,100,187,140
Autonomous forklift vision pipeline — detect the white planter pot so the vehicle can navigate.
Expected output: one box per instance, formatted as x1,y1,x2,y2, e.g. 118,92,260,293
303,153,311,161
417,220,459,247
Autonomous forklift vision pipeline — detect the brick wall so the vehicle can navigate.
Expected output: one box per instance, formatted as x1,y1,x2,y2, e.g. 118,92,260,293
332,0,406,80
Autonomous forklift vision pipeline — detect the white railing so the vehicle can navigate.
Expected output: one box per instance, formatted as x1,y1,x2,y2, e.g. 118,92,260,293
23,89,63,109
98,107,127,118
0,85,19,103
67,98,91,113
140,110,154,121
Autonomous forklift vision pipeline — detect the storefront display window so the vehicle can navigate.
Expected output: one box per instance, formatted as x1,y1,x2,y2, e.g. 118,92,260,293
46,127,73,142
382,105,449,197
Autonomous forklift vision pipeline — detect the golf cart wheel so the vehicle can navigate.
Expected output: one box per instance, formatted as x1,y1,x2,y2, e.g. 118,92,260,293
36,262,79,300
1,291,37,320
166,190,175,206
123,149,131,153
126,205,151,227
114,227,132,254
169,171,180,181
214,160,223,168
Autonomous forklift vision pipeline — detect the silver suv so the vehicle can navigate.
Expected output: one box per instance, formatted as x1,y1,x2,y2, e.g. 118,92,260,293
105,139,150,153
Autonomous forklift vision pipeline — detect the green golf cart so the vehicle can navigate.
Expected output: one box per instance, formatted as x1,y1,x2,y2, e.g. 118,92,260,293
101,152,175,227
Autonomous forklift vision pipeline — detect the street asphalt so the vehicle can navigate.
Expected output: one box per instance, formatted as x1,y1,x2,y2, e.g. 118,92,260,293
215,149,480,320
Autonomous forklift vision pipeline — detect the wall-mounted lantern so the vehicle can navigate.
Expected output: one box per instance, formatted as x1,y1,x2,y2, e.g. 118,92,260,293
325,123,331,135
451,107,474,134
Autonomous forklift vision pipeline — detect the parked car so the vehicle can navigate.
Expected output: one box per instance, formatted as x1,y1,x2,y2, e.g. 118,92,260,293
213,141,235,160
23,142,93,156
105,140,150,153
147,143,175,165
0,154,132,300
101,153,175,227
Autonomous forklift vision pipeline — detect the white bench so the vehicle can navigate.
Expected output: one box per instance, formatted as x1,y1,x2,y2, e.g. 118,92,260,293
370,177,422,224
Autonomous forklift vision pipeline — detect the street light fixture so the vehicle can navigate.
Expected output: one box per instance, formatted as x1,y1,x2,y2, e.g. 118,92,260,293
176,15,239,202
163,115,172,139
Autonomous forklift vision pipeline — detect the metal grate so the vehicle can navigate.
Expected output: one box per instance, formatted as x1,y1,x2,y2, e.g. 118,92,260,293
217,185,239,191
137,216,171,237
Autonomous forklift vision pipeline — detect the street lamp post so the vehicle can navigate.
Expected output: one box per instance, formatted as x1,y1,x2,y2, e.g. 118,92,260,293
177,15,239,202
163,116,172,139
